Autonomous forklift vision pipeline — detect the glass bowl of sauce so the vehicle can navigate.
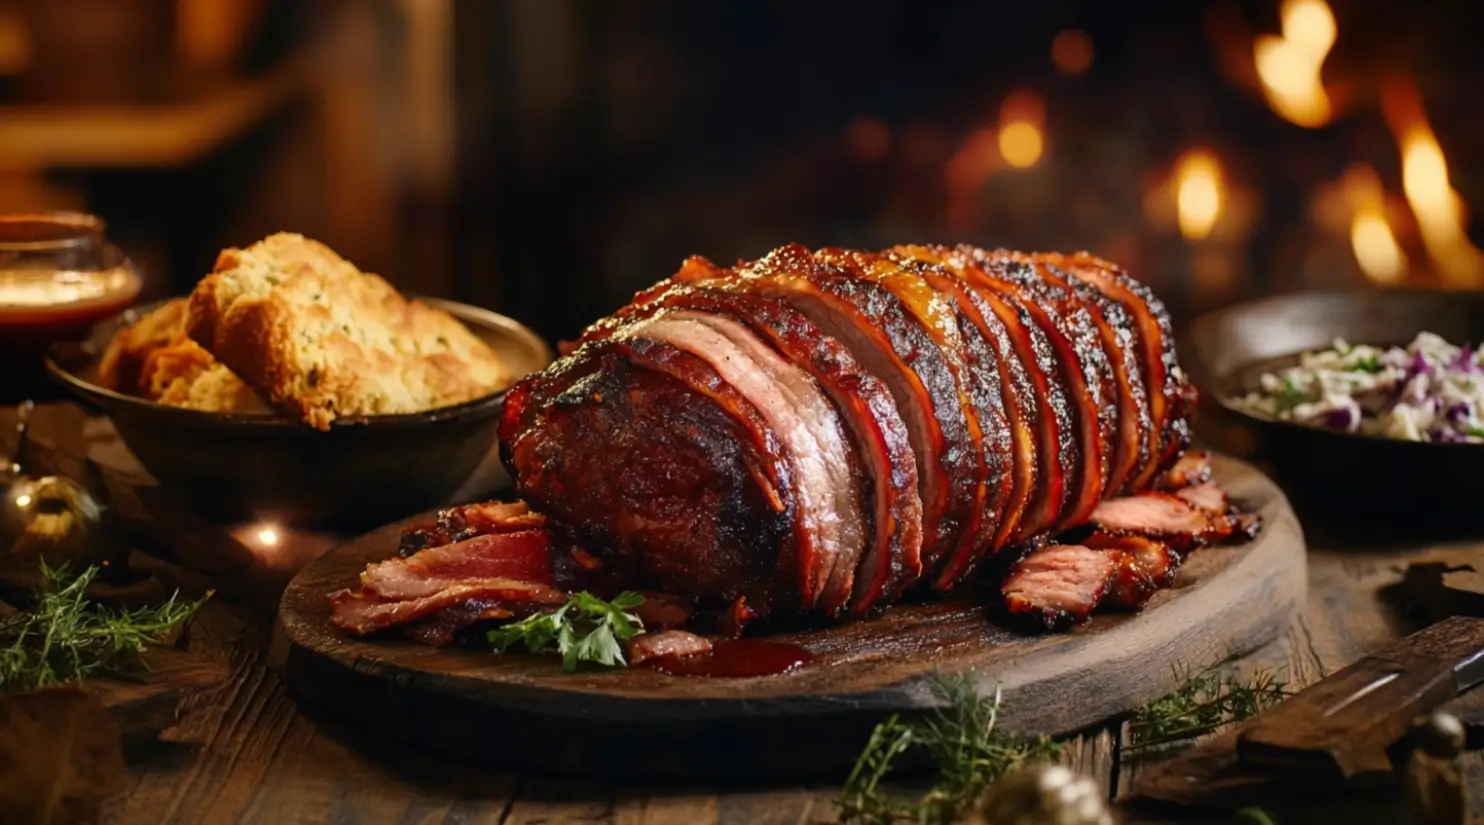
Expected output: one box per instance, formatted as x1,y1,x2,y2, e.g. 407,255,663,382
0,213,140,401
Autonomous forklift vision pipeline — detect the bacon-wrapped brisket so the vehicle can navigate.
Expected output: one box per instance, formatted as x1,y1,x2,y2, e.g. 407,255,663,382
334,243,1238,639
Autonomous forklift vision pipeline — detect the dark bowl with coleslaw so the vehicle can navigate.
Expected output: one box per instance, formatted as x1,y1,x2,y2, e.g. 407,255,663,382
1183,288,1484,523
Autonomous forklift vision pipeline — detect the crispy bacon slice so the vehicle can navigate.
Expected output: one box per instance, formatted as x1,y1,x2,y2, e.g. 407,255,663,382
401,600,514,646
362,530,555,600
330,579,568,636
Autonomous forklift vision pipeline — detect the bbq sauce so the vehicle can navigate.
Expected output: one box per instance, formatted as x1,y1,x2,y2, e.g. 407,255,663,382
641,639,812,678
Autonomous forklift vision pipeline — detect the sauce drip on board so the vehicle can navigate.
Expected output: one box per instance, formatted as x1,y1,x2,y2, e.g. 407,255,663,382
641,639,813,678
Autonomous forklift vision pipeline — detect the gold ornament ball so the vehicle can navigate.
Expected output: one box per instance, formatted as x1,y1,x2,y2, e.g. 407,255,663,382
966,764,1115,825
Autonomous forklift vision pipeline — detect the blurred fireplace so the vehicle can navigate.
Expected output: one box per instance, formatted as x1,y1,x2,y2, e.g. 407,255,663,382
444,0,1484,343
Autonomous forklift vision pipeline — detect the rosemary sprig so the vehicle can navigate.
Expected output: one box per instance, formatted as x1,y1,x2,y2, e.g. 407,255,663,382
0,560,209,693
836,664,1289,824
837,673,1059,825
487,590,645,672
1127,663,1289,752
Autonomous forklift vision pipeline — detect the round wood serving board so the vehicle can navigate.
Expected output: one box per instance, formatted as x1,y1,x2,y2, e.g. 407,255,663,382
277,453,1305,779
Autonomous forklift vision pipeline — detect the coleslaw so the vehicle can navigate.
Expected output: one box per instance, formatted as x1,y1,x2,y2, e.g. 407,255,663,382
1239,332,1484,443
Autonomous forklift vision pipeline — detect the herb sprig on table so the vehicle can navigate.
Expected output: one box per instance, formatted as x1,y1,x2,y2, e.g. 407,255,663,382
838,673,1059,825
837,665,1288,824
488,590,646,672
1127,664,1289,752
0,561,209,692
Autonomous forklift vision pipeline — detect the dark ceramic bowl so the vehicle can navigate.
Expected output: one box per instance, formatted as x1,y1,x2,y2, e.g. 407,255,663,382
46,298,552,528
1183,288,1484,520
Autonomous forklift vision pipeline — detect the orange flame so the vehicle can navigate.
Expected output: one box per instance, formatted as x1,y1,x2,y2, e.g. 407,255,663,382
1253,0,1335,128
1174,150,1225,241
1382,80,1484,287
1341,165,1407,283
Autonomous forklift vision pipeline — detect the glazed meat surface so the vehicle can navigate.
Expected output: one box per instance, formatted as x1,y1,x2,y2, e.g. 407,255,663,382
496,243,1205,620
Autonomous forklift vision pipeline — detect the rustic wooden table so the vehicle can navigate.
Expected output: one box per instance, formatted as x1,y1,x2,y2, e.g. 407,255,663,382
7,403,1479,825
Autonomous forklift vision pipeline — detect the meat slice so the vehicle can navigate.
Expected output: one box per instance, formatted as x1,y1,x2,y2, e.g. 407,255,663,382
1175,482,1230,516
1156,450,1213,491
574,282,922,614
1025,253,1151,495
1001,544,1115,630
958,247,1113,530
1087,492,1246,552
617,311,865,615
361,530,554,600
398,501,544,557
329,579,567,635
502,339,804,614
897,256,1025,587
896,245,1066,544
1041,251,1194,490
844,249,1012,590
1082,533,1181,608
677,245,978,585
401,600,515,646
628,630,714,665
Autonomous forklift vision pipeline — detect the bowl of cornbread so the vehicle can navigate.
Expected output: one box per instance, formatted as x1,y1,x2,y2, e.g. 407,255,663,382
46,233,552,527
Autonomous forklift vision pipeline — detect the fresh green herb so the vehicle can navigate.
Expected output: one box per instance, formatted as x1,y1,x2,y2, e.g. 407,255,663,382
488,591,645,672
1465,425,1484,439
1127,664,1288,752
1273,375,1308,412
1238,807,1280,825
837,673,1059,825
1350,354,1382,373
0,561,209,692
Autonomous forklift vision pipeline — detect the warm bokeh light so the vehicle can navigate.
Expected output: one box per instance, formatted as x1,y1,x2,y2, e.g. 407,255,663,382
14,493,31,508
1253,0,1335,127
997,90,1045,169
256,525,281,547
844,116,891,161
1174,150,1224,241
1383,79,1484,287
1050,29,1094,76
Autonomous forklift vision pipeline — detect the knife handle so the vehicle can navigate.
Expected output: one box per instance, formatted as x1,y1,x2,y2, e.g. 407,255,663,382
1237,616,1484,778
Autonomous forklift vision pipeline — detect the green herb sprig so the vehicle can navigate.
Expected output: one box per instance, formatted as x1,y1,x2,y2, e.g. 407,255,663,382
838,673,1059,825
0,561,209,692
488,590,645,672
1127,664,1288,752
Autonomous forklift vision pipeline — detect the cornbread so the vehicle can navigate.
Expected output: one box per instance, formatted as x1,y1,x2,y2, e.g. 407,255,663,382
138,338,272,414
98,298,271,414
98,298,190,394
186,233,511,429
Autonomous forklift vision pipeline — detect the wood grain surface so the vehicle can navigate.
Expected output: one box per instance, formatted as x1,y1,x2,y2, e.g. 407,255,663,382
274,454,1306,778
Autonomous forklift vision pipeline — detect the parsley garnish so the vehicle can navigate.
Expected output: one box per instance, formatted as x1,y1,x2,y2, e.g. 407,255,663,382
1350,354,1382,373
1273,375,1308,412
488,591,645,672
0,561,209,692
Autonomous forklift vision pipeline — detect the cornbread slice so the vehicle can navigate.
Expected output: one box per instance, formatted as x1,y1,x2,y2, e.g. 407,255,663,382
186,233,511,429
98,298,191,394
138,338,271,414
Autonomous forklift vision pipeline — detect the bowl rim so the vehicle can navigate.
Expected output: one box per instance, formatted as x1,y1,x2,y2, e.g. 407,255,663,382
45,295,553,432
1186,286,1484,451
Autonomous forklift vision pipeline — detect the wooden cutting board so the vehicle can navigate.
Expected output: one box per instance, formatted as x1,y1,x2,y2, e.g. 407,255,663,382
275,453,1306,779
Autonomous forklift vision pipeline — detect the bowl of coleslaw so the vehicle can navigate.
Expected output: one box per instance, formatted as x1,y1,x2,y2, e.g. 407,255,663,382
1184,288,1484,520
